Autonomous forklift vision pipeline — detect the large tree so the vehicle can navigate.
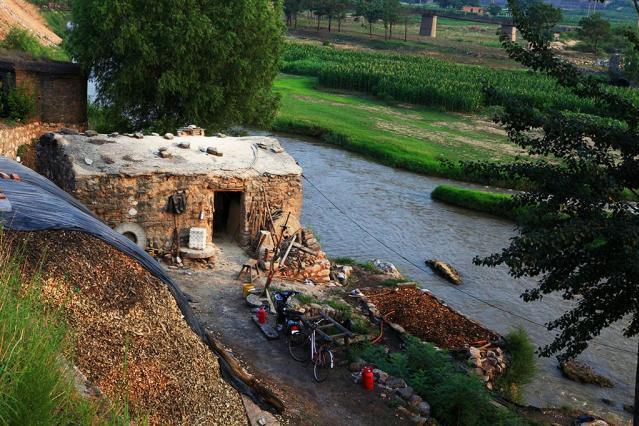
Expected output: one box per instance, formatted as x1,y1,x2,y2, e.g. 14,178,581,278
355,0,384,37
465,0,639,422
69,0,284,132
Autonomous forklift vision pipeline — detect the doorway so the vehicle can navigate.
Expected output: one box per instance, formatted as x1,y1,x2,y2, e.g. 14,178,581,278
213,191,242,241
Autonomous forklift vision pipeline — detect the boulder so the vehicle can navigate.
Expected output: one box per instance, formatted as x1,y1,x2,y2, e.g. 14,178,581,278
133,132,144,139
85,129,98,137
559,361,614,388
385,377,407,389
425,259,462,285
395,386,414,400
178,142,191,149
164,133,174,140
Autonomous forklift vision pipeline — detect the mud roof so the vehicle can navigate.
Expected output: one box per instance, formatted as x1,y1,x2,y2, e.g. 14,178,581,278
49,132,303,178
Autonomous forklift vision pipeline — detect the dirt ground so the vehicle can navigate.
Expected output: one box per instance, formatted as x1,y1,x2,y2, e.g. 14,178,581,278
168,242,412,426
0,0,61,45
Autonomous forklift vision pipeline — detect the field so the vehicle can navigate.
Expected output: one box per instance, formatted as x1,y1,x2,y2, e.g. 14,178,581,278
273,74,521,179
281,42,601,114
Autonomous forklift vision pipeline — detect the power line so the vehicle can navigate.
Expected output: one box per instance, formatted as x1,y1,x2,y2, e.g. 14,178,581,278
302,174,636,356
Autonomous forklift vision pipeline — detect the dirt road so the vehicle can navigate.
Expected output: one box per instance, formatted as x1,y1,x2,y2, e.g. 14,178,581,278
168,243,411,426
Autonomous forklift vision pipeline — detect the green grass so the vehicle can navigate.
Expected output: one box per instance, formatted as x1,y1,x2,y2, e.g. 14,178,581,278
40,10,72,38
295,293,315,305
0,243,97,424
379,278,412,287
0,27,68,61
273,74,517,181
431,184,532,221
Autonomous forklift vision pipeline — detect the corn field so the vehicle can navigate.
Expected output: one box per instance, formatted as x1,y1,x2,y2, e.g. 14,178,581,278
281,43,633,114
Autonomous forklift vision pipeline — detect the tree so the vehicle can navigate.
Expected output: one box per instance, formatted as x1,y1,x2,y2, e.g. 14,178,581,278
488,3,502,16
577,13,612,56
381,0,401,40
464,0,639,423
355,0,384,37
285,0,305,27
68,0,284,132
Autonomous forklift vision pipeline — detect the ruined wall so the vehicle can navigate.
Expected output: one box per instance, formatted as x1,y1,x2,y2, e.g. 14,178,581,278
66,173,302,253
0,122,82,159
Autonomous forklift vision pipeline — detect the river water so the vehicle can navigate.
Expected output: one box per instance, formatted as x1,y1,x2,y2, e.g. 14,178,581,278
271,133,635,421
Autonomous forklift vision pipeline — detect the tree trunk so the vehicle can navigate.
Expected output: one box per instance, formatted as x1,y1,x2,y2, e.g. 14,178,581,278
338,18,342,32
328,15,332,32
390,22,393,39
369,22,372,38
634,338,638,426
384,24,388,40
294,13,298,29
317,15,321,31
404,19,408,41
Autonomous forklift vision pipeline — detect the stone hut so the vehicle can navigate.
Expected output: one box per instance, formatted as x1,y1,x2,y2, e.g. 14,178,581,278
36,131,303,256
0,54,87,125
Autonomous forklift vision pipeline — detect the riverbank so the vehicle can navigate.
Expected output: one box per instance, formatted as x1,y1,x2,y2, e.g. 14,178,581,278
431,184,527,222
272,74,522,185
274,134,635,422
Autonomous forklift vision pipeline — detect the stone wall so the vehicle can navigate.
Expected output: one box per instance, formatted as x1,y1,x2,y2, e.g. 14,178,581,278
68,173,302,252
0,122,82,159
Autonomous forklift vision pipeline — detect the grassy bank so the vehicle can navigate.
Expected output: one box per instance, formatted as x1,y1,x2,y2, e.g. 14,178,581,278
431,184,528,221
273,74,520,182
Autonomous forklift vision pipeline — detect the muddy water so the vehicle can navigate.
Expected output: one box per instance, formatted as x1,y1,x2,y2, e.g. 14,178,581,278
272,134,635,421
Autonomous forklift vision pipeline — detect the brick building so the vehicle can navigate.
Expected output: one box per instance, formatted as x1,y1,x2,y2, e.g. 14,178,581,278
0,54,87,125
36,131,303,256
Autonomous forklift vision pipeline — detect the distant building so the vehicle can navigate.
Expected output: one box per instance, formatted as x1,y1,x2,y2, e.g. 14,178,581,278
462,6,487,14
0,54,87,126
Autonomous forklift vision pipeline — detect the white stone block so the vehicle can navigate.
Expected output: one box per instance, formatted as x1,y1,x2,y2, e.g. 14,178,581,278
189,227,207,250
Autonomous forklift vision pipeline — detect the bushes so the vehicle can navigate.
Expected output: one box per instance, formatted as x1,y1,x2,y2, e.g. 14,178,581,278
495,329,537,403
0,27,68,61
3,87,36,122
356,335,531,425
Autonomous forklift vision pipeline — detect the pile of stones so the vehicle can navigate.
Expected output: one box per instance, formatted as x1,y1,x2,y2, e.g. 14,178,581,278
467,344,508,390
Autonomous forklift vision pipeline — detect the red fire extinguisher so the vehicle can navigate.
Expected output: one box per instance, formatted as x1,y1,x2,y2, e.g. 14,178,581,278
362,366,374,391
256,306,268,325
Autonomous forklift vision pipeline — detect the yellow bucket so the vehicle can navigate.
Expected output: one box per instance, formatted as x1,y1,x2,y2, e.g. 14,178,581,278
242,283,255,298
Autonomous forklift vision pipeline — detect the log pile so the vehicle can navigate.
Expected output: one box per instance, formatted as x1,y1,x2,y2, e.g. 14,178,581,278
249,187,331,285
467,342,508,390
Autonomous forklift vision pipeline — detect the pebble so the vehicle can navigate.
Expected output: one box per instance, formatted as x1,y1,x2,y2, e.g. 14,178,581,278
164,133,175,140
178,142,191,149
133,132,144,139
85,129,98,137
84,157,93,165
159,151,172,159
108,132,119,138
151,132,160,136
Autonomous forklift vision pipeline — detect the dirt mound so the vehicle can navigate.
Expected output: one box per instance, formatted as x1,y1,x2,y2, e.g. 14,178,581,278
8,230,246,425
0,0,61,45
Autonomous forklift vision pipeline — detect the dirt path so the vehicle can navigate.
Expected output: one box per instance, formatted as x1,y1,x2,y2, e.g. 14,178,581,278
168,242,411,426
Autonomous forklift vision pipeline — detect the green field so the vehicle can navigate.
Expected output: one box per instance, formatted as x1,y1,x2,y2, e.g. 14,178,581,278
273,74,521,179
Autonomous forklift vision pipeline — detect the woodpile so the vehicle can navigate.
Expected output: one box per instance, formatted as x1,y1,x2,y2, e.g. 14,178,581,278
248,187,331,285
467,342,508,390
7,230,247,425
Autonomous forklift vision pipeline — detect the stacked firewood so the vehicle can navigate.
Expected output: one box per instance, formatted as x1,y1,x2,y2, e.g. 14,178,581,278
467,342,508,390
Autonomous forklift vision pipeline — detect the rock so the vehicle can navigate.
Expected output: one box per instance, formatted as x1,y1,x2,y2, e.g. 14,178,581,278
600,398,614,406
385,377,407,389
468,346,482,359
84,157,94,165
85,129,98,137
159,146,168,152
178,142,191,149
395,386,414,400
303,278,315,286
206,147,223,156
101,155,114,164
151,132,160,136
349,359,367,372
60,127,79,135
216,133,227,138
108,132,120,138
425,259,462,285
623,404,634,413
164,133,174,140
372,259,400,276
133,132,144,139
373,368,389,384
159,150,172,159
559,361,614,388
579,421,609,426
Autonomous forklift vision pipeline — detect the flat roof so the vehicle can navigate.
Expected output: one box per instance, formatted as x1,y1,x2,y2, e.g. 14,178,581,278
52,133,302,178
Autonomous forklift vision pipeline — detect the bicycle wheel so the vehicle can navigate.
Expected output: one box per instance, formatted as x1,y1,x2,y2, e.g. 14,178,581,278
313,347,333,383
288,330,310,362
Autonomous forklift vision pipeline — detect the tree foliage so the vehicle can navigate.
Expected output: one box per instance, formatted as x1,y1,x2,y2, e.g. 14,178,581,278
68,0,284,132
464,0,639,366
577,13,612,55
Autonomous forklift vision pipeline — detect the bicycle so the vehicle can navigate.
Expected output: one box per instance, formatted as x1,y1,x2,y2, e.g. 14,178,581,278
288,317,334,382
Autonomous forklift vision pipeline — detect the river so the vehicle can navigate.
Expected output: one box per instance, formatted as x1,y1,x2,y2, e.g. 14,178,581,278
270,133,635,421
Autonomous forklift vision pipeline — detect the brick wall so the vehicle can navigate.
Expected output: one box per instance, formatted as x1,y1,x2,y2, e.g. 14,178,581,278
0,122,82,159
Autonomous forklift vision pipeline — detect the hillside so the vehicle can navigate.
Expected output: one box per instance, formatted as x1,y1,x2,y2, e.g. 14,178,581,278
0,0,61,46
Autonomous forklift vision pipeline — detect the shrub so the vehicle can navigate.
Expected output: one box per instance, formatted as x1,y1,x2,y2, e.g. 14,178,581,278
0,27,68,61
356,335,530,425
495,329,537,403
323,299,353,319
4,87,36,122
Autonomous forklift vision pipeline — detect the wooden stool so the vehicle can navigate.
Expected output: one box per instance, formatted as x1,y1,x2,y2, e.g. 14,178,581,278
238,259,260,283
